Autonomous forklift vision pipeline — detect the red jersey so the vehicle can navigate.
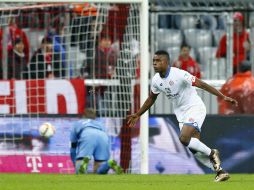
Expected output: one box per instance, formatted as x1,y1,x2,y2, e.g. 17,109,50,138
0,25,30,64
173,55,201,78
216,30,249,68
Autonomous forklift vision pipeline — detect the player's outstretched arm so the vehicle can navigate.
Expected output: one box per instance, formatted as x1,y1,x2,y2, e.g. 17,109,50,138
194,78,238,106
127,92,158,128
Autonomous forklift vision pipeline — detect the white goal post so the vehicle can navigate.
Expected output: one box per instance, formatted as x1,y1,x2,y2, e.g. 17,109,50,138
2,0,149,174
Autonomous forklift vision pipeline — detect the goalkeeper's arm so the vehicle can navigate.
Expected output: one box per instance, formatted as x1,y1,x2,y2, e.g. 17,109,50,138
70,142,77,165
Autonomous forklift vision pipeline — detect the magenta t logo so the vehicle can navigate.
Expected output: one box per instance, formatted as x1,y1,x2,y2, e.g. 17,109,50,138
26,156,42,173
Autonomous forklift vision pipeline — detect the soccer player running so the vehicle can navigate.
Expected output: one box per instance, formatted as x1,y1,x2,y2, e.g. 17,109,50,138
127,50,238,182
70,108,123,174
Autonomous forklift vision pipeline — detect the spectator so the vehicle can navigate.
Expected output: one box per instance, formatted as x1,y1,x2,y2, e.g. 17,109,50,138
71,3,97,50
216,12,250,74
218,60,254,114
0,61,2,79
84,35,118,112
27,37,62,79
84,35,118,79
70,108,123,174
48,24,66,77
8,38,27,79
173,44,201,78
0,18,30,64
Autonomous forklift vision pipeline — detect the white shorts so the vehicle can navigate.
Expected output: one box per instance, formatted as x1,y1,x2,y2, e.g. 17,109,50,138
178,104,206,132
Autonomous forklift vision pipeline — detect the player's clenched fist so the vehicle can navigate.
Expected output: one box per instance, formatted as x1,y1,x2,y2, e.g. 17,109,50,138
223,96,238,106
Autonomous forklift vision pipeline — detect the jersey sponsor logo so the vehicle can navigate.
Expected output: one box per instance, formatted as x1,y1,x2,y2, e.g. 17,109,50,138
165,88,171,93
169,80,174,86
166,93,179,98
165,88,179,99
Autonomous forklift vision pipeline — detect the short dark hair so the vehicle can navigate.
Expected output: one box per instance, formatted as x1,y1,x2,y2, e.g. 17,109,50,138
41,36,52,44
180,43,191,50
83,108,96,119
155,50,170,61
240,60,251,73
14,38,22,45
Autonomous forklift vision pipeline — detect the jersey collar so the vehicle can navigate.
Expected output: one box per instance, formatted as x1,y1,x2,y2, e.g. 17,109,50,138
164,66,171,78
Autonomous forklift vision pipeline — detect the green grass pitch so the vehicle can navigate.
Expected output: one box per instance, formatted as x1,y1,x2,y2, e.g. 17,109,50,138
1,174,254,190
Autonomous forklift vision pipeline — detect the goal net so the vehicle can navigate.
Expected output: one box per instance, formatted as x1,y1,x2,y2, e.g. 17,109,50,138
0,1,148,174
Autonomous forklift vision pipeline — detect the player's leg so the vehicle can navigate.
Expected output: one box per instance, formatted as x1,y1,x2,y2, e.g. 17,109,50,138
190,130,217,170
214,169,230,182
179,124,211,157
191,150,230,182
180,124,222,172
94,130,123,174
190,134,224,174
180,105,229,181
95,159,123,174
93,130,110,174
191,128,230,182
180,125,229,181
179,123,219,170
179,105,221,171
108,159,123,174
75,129,96,174
76,156,91,174
189,130,214,171
94,160,109,174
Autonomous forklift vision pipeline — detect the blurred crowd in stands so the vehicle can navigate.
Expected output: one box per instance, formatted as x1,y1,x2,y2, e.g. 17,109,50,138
159,12,251,77
216,12,250,74
0,3,120,81
158,11,254,114
0,16,66,80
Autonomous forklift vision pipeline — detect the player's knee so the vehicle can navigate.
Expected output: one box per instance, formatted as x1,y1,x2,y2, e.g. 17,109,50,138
179,135,190,146
96,161,110,174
